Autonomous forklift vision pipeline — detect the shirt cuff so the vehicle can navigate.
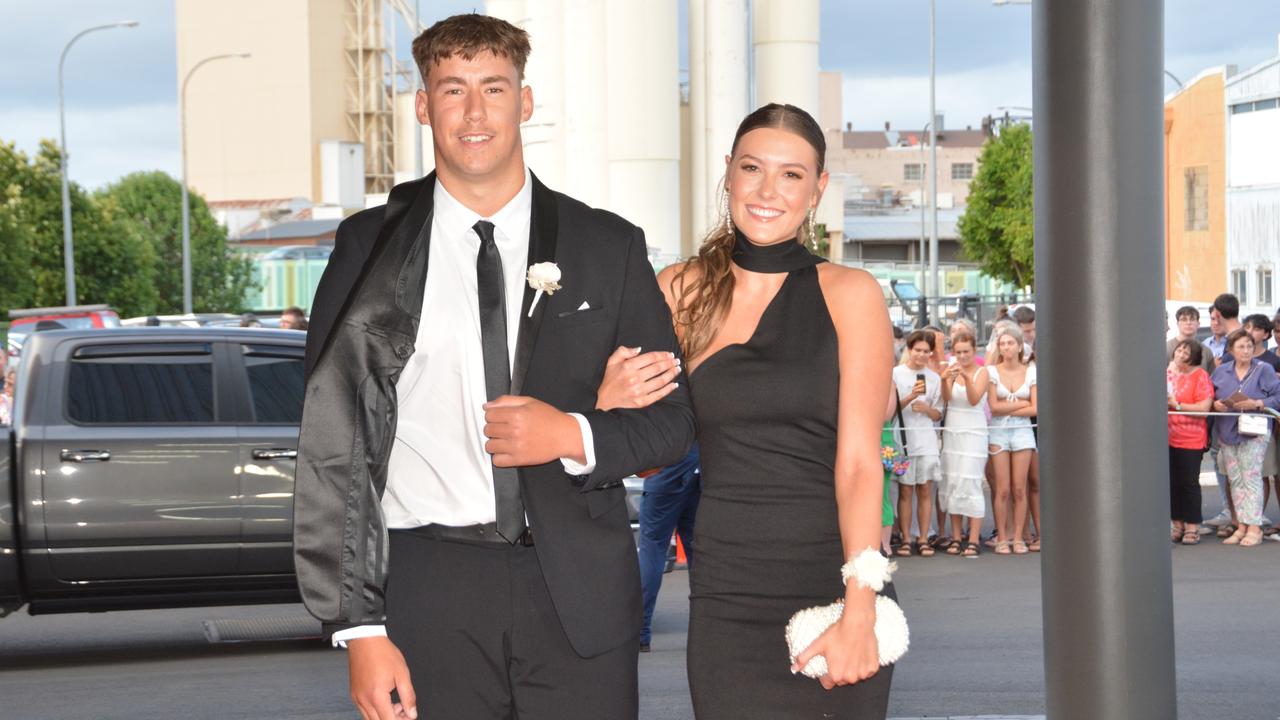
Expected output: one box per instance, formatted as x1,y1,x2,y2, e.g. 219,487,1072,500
560,412,597,475
331,625,388,648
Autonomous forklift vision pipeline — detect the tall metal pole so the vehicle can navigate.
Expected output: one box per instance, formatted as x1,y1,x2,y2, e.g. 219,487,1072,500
57,20,139,307
918,121,931,295
1034,0,1177,718
180,52,250,314
927,0,939,313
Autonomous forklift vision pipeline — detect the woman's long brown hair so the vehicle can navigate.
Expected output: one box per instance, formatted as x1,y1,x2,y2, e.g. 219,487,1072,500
671,103,827,361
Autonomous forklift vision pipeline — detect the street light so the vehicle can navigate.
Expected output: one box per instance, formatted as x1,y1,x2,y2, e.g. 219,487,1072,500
58,20,139,307
927,0,939,319
179,52,250,314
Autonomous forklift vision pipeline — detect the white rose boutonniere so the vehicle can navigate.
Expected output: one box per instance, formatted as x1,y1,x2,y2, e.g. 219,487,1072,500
526,262,562,317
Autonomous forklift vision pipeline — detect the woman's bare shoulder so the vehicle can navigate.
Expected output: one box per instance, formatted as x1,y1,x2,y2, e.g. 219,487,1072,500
816,263,882,314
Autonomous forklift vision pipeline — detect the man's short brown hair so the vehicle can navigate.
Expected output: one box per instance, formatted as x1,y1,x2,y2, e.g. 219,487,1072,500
412,14,531,86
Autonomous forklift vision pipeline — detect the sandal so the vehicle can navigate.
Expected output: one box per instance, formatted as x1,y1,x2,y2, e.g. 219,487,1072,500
1216,524,1237,539
1240,531,1263,547
930,535,953,550
1222,528,1246,545
895,542,913,558
1012,540,1029,554
1028,537,1041,552
945,540,962,555
994,540,1012,555
917,540,935,557
1263,526,1280,537
961,541,980,558
1180,531,1201,545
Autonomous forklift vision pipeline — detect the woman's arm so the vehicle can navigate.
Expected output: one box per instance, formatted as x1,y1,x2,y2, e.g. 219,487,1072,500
1012,385,1038,417
964,366,988,407
798,265,889,688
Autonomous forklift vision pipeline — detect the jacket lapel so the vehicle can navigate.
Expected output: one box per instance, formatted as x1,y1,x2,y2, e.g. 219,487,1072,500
311,173,435,374
510,173,559,396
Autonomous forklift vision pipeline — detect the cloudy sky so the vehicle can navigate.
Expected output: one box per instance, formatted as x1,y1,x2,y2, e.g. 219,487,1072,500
2,0,1278,190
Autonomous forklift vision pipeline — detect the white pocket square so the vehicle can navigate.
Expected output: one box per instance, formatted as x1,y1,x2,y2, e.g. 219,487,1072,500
577,300,591,311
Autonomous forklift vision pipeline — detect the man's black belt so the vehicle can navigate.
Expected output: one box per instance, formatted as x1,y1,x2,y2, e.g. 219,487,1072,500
402,522,534,546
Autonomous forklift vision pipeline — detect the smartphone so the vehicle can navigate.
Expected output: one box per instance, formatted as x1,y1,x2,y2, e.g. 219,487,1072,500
915,373,926,383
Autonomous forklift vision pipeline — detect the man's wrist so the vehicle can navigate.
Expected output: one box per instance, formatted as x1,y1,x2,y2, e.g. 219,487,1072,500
559,411,586,464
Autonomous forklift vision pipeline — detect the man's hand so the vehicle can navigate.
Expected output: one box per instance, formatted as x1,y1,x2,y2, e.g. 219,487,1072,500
484,395,584,467
348,636,417,720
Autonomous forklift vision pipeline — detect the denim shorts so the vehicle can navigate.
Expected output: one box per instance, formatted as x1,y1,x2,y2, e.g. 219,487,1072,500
989,424,1036,454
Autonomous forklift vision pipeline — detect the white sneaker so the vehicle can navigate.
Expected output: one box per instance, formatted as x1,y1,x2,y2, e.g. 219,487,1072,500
1203,511,1232,528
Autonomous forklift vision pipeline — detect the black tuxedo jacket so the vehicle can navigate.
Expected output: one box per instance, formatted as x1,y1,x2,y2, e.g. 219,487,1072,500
293,172,695,657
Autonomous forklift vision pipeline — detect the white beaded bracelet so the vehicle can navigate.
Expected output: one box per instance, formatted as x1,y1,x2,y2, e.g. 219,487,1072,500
840,547,896,592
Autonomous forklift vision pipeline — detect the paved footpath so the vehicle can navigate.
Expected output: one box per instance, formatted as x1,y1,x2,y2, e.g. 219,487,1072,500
0,494,1275,718
643,496,1280,719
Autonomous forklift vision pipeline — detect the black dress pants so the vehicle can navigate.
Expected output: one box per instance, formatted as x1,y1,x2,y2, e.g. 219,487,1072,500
385,529,639,720
1169,445,1205,524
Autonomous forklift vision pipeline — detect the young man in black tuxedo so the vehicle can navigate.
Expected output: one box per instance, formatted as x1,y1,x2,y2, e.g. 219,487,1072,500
292,14,694,720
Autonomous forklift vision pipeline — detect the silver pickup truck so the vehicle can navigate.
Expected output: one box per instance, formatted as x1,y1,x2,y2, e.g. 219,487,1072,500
0,327,305,616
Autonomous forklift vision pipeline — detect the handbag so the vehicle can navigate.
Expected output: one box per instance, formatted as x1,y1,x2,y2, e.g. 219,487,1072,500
785,594,910,678
1238,412,1269,437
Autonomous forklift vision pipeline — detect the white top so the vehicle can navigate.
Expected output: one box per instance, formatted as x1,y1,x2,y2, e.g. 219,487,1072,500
987,362,1037,400
987,362,1037,428
892,364,943,457
336,170,595,647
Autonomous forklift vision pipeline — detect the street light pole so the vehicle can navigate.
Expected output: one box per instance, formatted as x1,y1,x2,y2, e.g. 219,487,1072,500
918,120,931,298
180,52,250,314
58,20,139,307
928,0,939,318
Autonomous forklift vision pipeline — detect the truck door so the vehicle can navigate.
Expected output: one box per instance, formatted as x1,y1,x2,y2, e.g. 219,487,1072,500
232,342,304,575
42,341,239,580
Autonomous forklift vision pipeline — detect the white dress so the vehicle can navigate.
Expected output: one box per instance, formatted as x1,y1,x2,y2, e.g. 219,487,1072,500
941,369,989,518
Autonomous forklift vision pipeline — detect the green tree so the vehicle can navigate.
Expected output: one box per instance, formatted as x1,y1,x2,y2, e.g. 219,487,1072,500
98,171,255,314
957,123,1035,289
0,140,159,317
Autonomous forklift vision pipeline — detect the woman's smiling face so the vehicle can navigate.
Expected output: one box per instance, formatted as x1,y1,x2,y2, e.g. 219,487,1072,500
725,127,827,246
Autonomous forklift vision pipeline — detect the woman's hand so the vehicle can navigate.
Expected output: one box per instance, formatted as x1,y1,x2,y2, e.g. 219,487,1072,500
1167,395,1178,410
1212,399,1229,413
792,600,879,690
595,346,681,411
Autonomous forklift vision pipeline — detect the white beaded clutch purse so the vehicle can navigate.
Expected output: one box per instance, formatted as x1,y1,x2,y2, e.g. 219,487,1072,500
784,550,910,678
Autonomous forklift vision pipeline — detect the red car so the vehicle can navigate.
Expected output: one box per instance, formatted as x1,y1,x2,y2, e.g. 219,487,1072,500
7,305,121,353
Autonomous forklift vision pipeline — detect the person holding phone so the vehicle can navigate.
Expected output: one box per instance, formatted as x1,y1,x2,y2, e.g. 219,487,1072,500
1210,329,1280,547
892,330,944,557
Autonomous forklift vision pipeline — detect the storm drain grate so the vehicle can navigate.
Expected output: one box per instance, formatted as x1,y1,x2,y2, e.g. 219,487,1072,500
203,615,322,644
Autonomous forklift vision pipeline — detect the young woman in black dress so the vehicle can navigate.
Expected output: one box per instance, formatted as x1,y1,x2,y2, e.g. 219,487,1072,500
603,104,897,718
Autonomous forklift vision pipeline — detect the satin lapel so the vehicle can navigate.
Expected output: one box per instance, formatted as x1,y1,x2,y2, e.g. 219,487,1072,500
510,174,559,396
311,173,435,374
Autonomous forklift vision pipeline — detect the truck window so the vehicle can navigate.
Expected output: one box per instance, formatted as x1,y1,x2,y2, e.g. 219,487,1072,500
242,346,304,424
67,350,214,424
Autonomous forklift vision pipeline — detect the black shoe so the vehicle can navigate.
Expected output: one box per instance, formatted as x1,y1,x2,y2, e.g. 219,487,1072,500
639,643,651,653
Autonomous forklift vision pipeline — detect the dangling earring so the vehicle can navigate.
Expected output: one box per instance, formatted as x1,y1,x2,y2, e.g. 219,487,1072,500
721,189,733,234
806,206,818,251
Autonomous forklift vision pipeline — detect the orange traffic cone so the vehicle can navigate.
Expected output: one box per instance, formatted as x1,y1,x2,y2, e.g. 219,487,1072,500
675,535,688,565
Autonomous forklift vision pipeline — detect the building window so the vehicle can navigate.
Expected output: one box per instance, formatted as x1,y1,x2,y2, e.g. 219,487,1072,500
1232,97,1280,114
951,163,974,180
904,163,922,182
1184,166,1208,231
1231,268,1248,305
1258,267,1273,308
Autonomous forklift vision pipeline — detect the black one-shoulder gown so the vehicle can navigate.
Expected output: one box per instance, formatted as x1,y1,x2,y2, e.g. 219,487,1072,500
686,260,894,719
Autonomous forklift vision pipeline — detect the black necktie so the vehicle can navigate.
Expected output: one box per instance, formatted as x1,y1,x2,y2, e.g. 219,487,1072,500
474,220,526,543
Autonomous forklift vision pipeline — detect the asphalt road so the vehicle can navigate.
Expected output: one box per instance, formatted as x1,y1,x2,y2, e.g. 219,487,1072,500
1,497,1277,719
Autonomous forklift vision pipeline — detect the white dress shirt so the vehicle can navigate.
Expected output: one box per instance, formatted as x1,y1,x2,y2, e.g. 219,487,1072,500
333,170,596,647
